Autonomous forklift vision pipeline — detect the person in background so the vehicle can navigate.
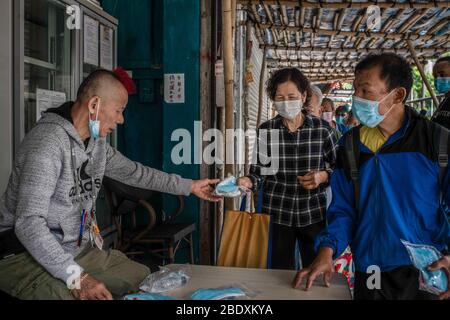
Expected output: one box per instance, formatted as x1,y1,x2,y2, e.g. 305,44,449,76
322,98,345,138
306,84,324,118
321,98,336,127
236,68,338,271
345,110,360,130
431,56,450,129
335,104,351,135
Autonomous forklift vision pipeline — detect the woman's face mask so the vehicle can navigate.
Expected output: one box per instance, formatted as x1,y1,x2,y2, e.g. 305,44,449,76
321,112,334,124
352,90,396,128
273,100,303,120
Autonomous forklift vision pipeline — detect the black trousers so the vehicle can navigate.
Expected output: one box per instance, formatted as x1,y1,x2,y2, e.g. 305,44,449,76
270,220,326,270
354,266,439,300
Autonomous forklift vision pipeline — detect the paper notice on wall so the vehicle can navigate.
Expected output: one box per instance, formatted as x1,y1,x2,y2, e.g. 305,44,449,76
164,74,185,104
100,25,113,70
36,89,67,122
84,15,99,66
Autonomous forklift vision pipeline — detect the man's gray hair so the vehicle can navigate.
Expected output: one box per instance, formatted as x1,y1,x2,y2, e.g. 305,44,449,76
310,85,324,106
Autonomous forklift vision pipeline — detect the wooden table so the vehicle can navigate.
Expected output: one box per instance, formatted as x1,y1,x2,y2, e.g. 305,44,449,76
164,264,352,300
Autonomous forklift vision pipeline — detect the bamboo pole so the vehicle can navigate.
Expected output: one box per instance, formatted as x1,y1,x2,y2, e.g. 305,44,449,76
428,17,450,35
244,20,252,175
398,9,428,34
223,0,235,210
406,40,439,109
381,8,403,33
237,0,449,9
199,0,212,265
281,5,289,26
257,48,268,128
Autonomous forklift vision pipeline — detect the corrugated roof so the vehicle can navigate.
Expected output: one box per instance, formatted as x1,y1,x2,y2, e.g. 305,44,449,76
239,0,450,83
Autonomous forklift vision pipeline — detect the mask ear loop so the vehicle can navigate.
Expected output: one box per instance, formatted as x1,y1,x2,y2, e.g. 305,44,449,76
379,89,398,118
90,98,101,122
94,98,101,122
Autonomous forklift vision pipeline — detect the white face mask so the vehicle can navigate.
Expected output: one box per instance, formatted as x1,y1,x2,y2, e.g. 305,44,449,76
274,100,303,120
321,112,334,124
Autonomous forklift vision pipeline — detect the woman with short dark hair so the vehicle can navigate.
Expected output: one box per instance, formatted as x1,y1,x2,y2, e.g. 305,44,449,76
237,68,338,270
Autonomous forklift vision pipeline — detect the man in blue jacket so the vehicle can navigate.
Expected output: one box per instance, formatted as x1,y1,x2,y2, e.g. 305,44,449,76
293,53,450,300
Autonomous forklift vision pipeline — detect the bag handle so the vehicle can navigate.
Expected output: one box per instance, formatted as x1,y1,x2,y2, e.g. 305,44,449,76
239,181,265,213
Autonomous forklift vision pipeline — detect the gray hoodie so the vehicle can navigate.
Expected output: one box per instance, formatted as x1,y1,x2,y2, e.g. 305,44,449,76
0,111,193,283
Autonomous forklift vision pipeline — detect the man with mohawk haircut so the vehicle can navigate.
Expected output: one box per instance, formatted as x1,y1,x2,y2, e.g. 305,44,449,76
0,68,221,300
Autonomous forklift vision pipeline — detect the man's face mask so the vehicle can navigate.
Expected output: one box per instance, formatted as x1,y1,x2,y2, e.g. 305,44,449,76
352,90,396,128
89,98,101,140
274,100,303,120
435,77,450,94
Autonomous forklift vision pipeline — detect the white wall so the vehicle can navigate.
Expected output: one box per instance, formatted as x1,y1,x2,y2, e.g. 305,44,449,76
0,0,13,193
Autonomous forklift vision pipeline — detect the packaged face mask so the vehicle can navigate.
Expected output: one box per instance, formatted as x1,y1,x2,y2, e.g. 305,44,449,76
139,266,190,293
401,240,448,295
214,176,249,198
190,287,247,300
123,293,176,300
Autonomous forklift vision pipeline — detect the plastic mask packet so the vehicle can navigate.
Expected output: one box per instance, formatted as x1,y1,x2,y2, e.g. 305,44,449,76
401,240,448,295
214,176,249,198
140,266,190,293
190,287,247,300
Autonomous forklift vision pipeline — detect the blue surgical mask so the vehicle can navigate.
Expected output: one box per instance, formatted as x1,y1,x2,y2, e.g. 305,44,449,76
123,293,176,300
89,99,101,140
352,91,395,128
214,176,248,198
191,288,246,300
335,116,345,125
435,77,450,94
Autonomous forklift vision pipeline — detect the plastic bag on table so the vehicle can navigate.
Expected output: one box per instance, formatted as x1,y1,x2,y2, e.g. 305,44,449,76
139,266,191,293
401,240,448,295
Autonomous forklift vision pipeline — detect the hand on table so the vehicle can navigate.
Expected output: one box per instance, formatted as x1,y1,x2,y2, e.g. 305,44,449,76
292,247,335,291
